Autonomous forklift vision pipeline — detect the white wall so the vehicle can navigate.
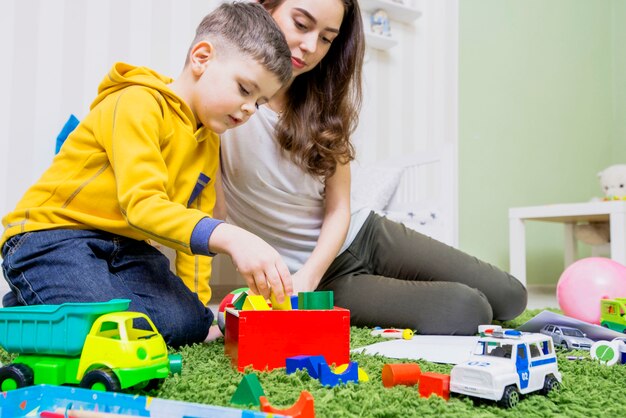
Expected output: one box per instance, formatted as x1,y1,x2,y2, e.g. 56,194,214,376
355,0,457,166
0,0,221,217
0,0,457,232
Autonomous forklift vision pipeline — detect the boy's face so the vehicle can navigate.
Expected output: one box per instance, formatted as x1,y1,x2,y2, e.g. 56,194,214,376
191,50,282,134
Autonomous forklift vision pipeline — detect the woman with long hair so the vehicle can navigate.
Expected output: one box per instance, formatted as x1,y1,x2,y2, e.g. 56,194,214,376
219,0,526,334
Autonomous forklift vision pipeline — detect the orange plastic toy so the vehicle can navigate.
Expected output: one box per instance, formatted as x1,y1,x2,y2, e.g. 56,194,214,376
381,363,422,388
259,390,315,418
418,372,450,400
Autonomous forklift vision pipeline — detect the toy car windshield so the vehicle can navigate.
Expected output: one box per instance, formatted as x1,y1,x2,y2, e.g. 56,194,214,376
474,342,513,358
561,328,585,337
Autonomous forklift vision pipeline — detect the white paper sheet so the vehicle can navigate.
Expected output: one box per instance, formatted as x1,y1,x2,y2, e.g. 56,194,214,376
352,335,480,364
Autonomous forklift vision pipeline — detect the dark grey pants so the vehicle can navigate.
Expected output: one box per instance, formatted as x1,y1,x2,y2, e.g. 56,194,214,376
317,212,527,335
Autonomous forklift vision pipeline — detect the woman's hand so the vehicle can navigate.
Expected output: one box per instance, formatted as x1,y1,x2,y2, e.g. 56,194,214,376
291,268,320,294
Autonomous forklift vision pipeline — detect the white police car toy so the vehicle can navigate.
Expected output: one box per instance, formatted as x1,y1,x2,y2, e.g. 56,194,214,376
450,329,561,408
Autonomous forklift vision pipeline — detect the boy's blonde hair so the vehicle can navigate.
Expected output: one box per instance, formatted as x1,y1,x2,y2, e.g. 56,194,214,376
186,2,291,84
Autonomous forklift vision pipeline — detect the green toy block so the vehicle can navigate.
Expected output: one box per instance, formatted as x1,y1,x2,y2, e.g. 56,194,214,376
230,373,265,406
232,292,248,310
298,291,334,310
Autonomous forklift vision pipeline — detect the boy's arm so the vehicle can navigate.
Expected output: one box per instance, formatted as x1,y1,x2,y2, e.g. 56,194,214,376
293,161,351,293
208,223,293,301
105,87,213,253
104,88,291,302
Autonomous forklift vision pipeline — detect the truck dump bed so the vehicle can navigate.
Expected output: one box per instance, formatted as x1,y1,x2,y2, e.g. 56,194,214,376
0,299,130,356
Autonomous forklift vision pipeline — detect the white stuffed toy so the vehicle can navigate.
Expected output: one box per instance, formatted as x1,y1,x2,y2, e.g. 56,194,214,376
574,164,626,245
599,164,626,200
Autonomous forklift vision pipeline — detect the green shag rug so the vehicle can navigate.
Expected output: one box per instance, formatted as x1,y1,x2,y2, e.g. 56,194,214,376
2,308,625,417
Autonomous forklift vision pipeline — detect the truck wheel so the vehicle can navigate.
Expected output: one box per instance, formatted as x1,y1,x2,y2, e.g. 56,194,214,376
0,364,34,391
540,375,560,395
80,369,121,392
498,385,520,408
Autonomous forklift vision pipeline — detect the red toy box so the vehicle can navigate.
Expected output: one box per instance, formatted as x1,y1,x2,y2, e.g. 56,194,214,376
224,307,351,371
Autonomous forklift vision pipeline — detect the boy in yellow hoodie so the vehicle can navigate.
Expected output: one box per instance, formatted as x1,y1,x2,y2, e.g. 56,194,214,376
1,2,293,347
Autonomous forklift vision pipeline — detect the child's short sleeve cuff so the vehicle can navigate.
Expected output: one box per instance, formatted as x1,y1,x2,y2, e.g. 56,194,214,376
190,217,224,256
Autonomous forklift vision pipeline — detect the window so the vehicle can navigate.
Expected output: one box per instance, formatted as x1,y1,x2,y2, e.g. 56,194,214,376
529,343,542,358
541,340,553,355
96,321,121,339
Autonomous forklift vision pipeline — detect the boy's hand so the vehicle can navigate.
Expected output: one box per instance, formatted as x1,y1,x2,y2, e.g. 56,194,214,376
209,224,293,302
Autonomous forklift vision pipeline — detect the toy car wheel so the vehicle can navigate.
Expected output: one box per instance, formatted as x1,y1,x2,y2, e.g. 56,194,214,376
0,364,34,391
80,369,121,392
540,374,560,395
498,385,520,408
562,341,569,350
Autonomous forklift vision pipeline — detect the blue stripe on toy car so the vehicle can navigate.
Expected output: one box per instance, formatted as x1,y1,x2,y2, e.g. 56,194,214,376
530,357,557,367
515,344,530,389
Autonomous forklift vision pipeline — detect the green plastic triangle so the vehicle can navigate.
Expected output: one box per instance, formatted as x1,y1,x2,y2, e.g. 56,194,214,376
230,373,265,406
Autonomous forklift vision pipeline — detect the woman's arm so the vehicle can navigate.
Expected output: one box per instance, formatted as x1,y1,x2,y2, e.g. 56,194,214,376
293,161,351,293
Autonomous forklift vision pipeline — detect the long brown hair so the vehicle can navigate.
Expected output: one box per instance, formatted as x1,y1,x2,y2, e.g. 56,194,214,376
260,0,365,178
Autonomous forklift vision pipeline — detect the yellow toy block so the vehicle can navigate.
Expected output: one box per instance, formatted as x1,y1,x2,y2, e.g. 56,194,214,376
335,363,369,382
242,295,270,311
270,290,292,311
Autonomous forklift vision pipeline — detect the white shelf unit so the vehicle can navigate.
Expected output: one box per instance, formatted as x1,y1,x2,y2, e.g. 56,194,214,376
361,0,421,51
365,32,398,50
361,0,422,23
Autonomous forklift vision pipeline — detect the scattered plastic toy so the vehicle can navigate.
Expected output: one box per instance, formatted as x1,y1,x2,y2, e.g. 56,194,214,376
0,299,180,392
450,328,562,408
370,327,414,340
590,337,626,366
600,298,626,332
539,324,593,350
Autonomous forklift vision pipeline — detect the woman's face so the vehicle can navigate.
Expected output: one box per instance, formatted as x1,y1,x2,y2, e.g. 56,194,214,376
269,0,345,78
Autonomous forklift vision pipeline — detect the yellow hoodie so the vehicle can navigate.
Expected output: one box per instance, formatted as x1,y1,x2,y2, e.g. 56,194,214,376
2,63,220,305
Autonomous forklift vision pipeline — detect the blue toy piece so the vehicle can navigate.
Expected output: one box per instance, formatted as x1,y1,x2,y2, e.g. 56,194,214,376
318,361,359,387
3,384,284,418
55,114,80,154
285,355,326,379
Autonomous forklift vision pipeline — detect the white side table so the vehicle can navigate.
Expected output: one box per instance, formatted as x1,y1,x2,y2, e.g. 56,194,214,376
509,201,626,286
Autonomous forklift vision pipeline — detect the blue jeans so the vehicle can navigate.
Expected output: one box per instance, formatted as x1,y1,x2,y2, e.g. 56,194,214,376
1,229,213,348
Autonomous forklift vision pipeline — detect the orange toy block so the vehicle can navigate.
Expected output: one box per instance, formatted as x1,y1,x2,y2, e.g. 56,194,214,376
381,363,421,388
260,390,315,418
418,372,450,400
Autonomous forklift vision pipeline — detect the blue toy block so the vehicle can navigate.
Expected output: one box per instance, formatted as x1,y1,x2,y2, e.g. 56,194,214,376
2,384,285,418
285,354,326,379
290,294,299,309
318,361,359,387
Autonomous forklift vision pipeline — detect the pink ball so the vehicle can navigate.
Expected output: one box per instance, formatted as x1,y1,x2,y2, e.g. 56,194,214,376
557,257,626,324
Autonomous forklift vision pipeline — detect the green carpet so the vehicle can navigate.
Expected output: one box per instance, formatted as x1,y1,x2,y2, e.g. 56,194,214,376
2,309,625,417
